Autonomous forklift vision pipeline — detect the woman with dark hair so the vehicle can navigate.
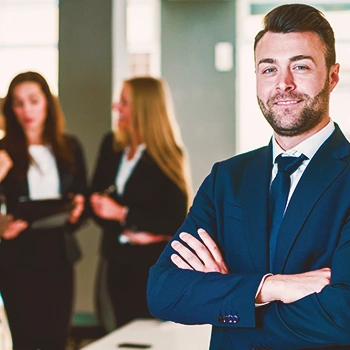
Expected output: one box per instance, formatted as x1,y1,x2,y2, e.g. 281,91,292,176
90,76,192,328
0,71,87,350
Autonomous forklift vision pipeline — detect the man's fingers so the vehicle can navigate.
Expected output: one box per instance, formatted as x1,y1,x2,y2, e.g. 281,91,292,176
178,231,215,265
171,253,193,270
171,240,205,271
197,228,224,262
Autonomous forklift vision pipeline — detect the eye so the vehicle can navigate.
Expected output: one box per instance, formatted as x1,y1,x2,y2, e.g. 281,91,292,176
294,65,308,71
12,100,23,108
262,67,277,74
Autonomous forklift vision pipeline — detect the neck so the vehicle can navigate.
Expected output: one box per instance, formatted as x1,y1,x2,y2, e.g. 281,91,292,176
26,130,44,145
127,142,142,160
274,117,330,151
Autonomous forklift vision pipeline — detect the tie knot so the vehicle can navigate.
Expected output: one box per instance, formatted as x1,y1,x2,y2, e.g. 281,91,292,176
275,154,308,175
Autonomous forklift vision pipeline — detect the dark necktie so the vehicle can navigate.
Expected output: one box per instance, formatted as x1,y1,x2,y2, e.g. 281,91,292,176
269,153,308,270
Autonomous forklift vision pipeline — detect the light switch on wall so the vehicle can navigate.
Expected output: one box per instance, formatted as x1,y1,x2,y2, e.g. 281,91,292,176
215,42,233,72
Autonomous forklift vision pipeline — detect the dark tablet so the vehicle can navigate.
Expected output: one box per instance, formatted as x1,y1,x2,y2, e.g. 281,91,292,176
15,197,74,229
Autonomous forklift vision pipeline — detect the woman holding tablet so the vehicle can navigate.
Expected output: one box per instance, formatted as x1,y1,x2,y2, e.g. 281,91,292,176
0,71,87,350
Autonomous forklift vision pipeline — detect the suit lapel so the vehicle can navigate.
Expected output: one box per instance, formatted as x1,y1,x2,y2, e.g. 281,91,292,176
56,159,74,196
274,126,350,273
241,144,272,273
17,178,30,199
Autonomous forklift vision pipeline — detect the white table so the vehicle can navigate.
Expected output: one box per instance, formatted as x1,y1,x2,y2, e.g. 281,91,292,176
81,319,212,350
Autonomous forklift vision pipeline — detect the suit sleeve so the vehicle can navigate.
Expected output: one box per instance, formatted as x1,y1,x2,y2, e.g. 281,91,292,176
63,135,89,234
89,133,114,194
88,133,121,232
253,220,350,348
147,163,265,327
70,135,88,196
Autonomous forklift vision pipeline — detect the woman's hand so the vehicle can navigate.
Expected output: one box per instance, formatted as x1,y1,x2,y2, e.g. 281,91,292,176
90,193,128,222
122,229,171,245
68,194,85,224
1,216,28,240
0,150,13,182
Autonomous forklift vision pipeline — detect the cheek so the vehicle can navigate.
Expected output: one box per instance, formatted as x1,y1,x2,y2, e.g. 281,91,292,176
125,110,132,123
37,103,48,120
256,79,270,98
13,108,25,123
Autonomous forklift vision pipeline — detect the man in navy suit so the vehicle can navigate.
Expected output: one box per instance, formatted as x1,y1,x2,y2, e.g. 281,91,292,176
147,3,350,349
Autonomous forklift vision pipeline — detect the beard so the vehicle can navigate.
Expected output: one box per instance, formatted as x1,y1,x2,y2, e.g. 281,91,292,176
257,78,330,137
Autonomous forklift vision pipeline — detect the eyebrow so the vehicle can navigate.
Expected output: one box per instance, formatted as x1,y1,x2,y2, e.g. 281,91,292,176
258,55,315,66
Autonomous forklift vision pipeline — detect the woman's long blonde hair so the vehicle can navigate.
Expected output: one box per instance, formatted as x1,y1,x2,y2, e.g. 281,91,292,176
114,77,192,206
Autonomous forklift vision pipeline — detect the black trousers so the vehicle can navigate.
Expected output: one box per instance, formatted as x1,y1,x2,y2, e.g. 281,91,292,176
107,259,153,328
1,265,74,350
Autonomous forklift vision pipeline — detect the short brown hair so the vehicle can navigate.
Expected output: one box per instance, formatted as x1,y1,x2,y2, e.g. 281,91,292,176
254,4,336,69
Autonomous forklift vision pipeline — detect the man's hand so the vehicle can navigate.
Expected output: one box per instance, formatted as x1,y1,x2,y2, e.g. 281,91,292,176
256,267,331,304
171,228,229,274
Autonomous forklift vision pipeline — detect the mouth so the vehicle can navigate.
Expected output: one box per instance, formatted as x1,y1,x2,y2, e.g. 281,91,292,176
274,100,301,106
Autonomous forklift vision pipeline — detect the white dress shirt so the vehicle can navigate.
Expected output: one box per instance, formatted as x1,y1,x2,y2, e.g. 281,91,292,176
271,120,335,209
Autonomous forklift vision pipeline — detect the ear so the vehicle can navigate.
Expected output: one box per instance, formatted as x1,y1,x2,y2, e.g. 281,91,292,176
329,63,340,92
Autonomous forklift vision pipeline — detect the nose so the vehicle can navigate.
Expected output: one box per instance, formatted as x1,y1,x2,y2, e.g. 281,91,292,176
276,69,296,92
111,101,119,111
21,102,32,115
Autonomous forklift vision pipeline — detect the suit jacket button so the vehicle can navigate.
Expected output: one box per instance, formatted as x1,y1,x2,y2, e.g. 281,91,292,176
217,315,223,323
232,314,240,323
227,315,234,323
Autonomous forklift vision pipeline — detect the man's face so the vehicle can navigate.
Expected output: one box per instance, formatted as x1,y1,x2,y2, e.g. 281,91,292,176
255,31,339,137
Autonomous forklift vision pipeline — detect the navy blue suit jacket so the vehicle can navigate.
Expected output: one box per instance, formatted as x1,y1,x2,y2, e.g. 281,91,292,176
148,125,350,349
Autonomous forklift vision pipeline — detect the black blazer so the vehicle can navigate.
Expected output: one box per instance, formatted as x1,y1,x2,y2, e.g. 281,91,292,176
90,132,188,264
0,134,88,269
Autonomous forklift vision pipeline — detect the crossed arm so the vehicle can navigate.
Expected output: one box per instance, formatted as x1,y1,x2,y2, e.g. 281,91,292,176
171,228,331,305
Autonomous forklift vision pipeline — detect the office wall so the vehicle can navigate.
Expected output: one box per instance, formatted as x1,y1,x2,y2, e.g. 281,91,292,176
59,0,113,313
161,0,236,191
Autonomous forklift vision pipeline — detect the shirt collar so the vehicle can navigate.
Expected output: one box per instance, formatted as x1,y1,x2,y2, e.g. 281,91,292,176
272,120,335,163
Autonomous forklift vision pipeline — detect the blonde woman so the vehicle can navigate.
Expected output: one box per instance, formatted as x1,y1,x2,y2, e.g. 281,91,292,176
90,77,191,328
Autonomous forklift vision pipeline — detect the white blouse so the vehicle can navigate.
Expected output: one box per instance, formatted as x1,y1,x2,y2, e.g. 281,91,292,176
27,145,60,200
115,144,146,196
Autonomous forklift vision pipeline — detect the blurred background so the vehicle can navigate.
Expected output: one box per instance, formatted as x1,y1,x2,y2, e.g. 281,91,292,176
0,0,350,341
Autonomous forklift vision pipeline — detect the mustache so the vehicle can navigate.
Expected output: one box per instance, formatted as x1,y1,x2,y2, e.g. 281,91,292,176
268,92,308,103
